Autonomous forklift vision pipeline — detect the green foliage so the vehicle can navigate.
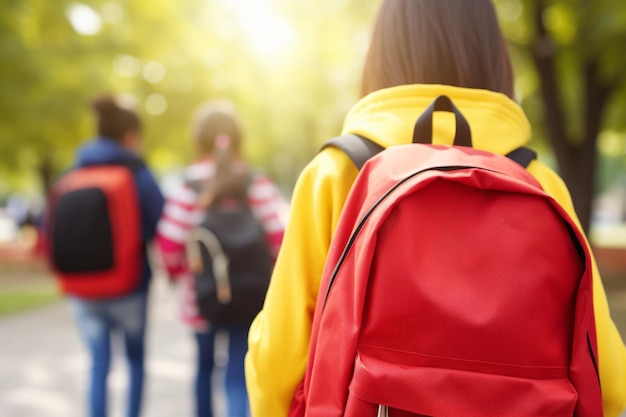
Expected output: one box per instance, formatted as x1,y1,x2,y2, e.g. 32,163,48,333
495,0,626,229
1,0,624,205
0,0,382,195
496,0,626,143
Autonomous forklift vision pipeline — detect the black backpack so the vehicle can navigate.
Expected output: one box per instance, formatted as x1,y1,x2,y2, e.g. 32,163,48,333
187,183,273,326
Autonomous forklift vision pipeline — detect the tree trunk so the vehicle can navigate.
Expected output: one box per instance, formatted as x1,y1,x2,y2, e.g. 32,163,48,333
38,155,54,196
530,0,612,233
574,64,612,232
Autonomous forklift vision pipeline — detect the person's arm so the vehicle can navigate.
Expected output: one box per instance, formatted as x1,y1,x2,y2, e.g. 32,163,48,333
245,148,358,417
248,174,288,261
530,161,626,417
155,184,202,280
135,167,165,242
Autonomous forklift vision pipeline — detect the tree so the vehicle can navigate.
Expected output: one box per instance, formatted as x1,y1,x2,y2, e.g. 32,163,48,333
5,0,623,227
496,0,626,232
0,0,247,194
0,0,377,198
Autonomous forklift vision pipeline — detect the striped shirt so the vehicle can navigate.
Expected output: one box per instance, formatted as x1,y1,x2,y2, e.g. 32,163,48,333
156,158,287,330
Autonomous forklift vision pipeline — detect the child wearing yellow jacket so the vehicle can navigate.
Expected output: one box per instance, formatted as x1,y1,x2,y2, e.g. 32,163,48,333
245,1,626,416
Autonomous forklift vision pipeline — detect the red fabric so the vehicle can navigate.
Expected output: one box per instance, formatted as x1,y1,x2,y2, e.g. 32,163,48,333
48,166,142,298
288,381,306,417
293,144,603,417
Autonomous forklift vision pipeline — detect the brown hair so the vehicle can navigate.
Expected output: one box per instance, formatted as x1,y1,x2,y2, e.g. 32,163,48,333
361,0,515,99
192,100,243,156
91,94,141,141
192,100,248,207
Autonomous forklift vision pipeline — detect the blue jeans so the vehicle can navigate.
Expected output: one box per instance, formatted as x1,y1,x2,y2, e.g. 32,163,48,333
194,328,215,417
195,324,250,417
70,292,148,417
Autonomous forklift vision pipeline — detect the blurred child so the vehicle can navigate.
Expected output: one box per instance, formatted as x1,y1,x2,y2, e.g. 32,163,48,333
156,100,285,417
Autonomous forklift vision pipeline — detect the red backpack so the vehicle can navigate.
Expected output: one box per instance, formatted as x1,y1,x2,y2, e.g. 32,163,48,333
291,96,603,417
45,161,143,298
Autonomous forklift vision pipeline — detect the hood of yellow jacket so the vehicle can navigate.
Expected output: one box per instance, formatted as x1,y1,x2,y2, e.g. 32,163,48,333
341,84,531,156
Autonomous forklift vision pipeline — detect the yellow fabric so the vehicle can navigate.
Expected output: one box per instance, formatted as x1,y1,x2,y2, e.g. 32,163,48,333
245,84,626,417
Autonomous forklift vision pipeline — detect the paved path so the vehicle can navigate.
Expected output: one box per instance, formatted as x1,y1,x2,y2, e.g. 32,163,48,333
0,278,228,417
1,269,625,417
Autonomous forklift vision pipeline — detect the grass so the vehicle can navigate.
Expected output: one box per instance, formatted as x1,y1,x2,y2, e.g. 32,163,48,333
0,289,61,317
0,255,62,317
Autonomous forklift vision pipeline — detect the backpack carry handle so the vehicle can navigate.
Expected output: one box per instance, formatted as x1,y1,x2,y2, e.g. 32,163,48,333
187,228,232,304
413,95,472,147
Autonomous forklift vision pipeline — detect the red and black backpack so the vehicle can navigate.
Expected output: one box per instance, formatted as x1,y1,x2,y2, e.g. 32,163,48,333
45,160,143,298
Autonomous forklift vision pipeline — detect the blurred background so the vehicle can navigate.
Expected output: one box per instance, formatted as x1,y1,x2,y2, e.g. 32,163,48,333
0,0,379,199
0,0,625,415
0,0,625,235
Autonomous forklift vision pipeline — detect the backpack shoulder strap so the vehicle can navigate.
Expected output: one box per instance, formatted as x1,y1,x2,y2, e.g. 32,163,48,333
74,157,145,173
322,134,385,170
324,134,537,171
505,147,537,169
106,157,145,173
121,158,145,172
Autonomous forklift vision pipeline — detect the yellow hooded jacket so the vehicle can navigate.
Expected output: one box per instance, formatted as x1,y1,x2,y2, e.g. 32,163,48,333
245,84,626,417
